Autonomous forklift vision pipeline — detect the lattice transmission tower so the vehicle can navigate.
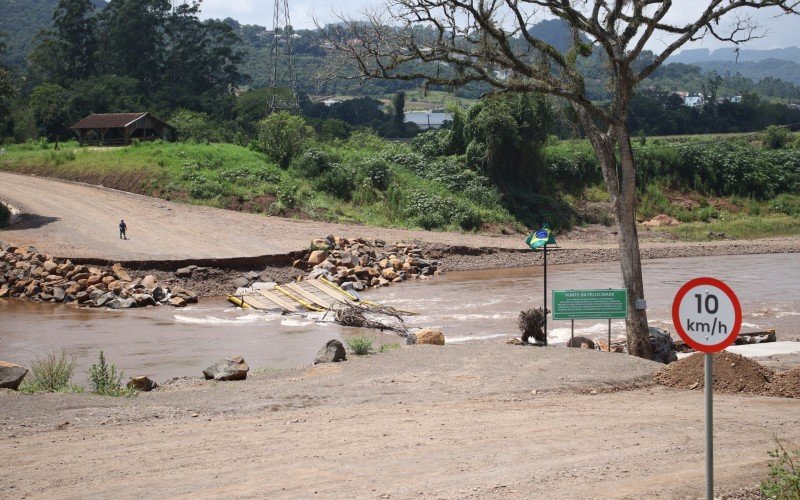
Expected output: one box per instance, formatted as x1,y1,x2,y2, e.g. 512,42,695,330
267,0,299,111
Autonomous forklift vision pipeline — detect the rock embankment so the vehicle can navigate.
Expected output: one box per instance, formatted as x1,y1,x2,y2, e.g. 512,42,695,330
295,235,440,291
0,241,197,308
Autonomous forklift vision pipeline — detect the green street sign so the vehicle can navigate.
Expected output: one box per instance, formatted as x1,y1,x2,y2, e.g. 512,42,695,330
552,289,628,320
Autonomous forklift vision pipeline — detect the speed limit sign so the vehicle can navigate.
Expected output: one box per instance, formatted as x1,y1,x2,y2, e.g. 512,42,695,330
672,277,742,353
673,276,742,500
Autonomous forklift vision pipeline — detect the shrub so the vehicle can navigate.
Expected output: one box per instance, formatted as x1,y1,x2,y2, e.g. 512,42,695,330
316,166,355,200
764,125,790,150
359,158,392,190
346,335,375,355
257,112,315,168
456,205,483,231
18,350,81,394
276,179,300,208
89,351,132,397
760,441,800,499
291,148,333,178
189,179,225,199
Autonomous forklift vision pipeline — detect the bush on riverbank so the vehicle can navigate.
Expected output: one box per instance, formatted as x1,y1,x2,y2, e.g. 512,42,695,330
18,350,83,394
89,351,134,397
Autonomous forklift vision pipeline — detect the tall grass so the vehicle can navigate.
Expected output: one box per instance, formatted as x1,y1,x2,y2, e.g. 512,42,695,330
18,350,82,394
657,214,800,241
89,351,134,397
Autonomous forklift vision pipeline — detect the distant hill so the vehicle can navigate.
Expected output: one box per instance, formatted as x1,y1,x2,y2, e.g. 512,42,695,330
672,46,800,65
0,0,106,66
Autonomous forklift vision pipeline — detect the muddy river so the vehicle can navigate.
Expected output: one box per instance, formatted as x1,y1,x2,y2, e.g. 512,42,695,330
1,253,798,381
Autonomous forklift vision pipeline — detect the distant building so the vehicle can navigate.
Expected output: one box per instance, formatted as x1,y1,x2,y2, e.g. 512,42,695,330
730,95,743,103
404,110,453,130
322,99,340,106
684,95,704,107
71,112,176,146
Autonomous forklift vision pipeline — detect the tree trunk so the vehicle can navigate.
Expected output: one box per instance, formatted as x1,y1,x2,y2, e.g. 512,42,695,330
612,122,652,359
574,105,652,359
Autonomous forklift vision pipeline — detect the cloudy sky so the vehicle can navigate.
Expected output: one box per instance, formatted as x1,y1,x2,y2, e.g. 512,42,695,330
197,0,800,52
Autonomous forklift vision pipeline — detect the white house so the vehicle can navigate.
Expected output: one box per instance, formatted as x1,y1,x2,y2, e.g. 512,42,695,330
684,95,704,107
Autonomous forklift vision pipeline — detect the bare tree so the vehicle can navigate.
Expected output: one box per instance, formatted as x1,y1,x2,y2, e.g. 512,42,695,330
319,0,799,358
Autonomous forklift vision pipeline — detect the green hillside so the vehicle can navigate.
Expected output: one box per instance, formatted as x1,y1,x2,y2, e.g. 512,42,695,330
0,0,105,66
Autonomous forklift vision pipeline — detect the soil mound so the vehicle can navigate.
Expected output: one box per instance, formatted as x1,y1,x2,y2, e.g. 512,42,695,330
655,351,774,395
768,366,800,399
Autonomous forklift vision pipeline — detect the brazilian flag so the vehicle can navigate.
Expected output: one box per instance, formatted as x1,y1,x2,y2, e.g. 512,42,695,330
525,222,557,250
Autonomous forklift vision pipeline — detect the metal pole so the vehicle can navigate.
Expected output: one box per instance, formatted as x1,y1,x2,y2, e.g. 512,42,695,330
543,244,547,346
705,353,714,500
608,318,611,352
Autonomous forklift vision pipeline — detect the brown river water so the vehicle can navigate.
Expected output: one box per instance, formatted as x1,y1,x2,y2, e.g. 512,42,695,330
1,253,798,382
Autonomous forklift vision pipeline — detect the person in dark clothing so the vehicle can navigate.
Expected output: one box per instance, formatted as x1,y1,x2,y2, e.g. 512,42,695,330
119,219,127,240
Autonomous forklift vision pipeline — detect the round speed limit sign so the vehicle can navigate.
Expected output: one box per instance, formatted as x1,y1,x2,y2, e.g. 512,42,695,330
672,277,742,353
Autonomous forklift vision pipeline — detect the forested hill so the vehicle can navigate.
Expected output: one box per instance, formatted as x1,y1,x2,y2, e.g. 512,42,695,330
3,0,800,100
0,0,106,66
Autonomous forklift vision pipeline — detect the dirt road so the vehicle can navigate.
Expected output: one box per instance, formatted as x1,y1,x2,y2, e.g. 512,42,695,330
1,345,798,498
3,172,800,267
0,172,528,261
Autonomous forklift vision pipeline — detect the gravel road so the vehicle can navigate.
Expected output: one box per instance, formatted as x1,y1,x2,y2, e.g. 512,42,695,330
0,172,526,260
1,344,798,498
3,172,799,268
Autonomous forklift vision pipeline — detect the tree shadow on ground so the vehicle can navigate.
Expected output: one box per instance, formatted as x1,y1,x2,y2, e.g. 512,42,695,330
6,214,61,230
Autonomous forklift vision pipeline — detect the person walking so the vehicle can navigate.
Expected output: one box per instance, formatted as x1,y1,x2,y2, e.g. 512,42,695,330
119,219,127,240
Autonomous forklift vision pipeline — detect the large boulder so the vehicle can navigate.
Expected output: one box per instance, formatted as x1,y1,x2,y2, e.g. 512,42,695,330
202,356,249,381
415,329,445,346
127,376,157,392
231,277,250,289
308,250,328,266
0,361,28,390
141,275,157,290
566,336,596,349
649,327,678,364
111,263,132,281
314,340,347,364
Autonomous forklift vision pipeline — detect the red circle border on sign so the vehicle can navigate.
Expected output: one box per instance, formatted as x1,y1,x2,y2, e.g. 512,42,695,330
672,277,742,353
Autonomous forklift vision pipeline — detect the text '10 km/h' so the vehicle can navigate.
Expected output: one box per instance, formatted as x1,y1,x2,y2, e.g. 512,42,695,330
687,292,727,336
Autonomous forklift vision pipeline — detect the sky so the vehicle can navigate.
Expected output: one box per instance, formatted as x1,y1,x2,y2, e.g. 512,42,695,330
197,0,800,52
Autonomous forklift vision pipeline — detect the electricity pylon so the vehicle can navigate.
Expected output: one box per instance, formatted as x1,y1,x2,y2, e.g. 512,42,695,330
267,0,299,111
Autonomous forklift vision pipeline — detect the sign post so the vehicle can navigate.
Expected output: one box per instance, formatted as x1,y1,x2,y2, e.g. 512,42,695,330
672,277,742,500
552,289,627,351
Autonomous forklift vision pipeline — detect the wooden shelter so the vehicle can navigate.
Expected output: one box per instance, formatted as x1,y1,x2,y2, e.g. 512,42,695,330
71,112,176,146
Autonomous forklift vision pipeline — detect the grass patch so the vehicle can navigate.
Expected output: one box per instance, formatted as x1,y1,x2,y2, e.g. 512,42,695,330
655,214,800,241
378,343,401,353
346,335,375,355
18,350,83,394
88,351,135,397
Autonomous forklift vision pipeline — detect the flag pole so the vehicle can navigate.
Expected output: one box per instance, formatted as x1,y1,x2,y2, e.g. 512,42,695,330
543,242,547,346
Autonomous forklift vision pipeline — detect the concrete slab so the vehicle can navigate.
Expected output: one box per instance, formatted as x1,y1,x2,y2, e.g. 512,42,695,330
677,341,800,359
